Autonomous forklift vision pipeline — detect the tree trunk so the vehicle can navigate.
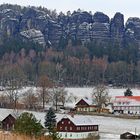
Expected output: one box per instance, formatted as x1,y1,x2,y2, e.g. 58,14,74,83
42,88,45,109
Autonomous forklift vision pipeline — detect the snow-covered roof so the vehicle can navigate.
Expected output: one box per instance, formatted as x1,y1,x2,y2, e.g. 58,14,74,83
0,108,97,127
57,114,95,126
114,96,140,106
0,108,17,121
76,98,96,106
83,98,93,105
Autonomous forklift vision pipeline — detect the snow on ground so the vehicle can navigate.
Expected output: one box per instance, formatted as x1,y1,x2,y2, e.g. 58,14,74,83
1,87,140,108
36,112,140,136
1,108,140,139
88,115,140,134
66,87,140,98
65,87,140,108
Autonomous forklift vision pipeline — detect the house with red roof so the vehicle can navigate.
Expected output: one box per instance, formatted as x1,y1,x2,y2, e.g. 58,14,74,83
113,96,140,114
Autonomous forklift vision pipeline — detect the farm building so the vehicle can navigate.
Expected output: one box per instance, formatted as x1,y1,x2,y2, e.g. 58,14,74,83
0,109,16,130
120,132,138,139
57,115,99,139
113,96,140,114
75,98,97,112
0,108,99,139
75,98,111,113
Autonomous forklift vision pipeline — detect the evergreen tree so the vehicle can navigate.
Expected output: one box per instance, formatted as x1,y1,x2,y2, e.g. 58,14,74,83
14,112,43,136
44,108,61,140
124,88,133,96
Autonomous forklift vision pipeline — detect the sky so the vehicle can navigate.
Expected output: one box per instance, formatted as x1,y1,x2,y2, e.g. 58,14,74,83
0,0,140,22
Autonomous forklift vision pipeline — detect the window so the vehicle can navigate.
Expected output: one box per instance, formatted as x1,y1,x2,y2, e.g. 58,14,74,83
65,133,67,138
68,121,70,124
65,127,67,130
118,102,121,105
70,127,72,130
77,127,80,130
60,127,62,130
70,133,72,137
94,126,98,131
62,121,64,124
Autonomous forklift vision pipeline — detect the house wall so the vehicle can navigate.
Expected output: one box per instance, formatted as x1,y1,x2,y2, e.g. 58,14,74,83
76,106,97,112
58,131,99,139
113,106,140,114
57,118,98,133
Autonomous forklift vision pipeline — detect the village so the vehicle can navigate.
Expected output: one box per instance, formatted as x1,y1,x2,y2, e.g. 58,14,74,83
0,86,140,139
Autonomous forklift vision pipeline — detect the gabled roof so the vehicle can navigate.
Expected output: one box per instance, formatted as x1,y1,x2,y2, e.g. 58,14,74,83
0,108,17,122
116,96,140,101
121,131,139,136
57,114,95,126
0,108,97,127
76,98,94,106
114,96,140,106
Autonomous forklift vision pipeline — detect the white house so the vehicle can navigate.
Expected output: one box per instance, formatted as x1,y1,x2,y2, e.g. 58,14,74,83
113,96,140,114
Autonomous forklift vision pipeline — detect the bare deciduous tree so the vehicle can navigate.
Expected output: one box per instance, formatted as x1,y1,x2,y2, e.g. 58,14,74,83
38,75,52,109
4,64,26,109
22,88,38,110
52,86,67,111
92,84,110,113
0,95,8,108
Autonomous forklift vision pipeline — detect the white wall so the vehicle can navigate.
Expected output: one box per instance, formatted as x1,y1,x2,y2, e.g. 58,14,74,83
58,131,99,139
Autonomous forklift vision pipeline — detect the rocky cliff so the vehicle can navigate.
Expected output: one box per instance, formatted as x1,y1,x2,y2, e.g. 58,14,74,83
0,4,140,48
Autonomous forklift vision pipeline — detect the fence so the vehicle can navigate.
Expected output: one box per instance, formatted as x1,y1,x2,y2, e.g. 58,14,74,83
0,131,51,140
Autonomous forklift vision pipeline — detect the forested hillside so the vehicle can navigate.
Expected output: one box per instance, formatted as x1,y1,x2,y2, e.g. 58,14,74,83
0,4,140,86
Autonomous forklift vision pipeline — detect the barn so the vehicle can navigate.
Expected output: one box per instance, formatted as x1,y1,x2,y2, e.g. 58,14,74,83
57,114,99,139
120,132,138,139
75,98,97,112
0,109,16,130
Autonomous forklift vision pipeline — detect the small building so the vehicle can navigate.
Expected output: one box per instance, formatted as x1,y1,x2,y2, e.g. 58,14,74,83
1,114,16,130
113,96,140,114
0,109,17,130
120,132,138,139
75,98,97,112
57,115,99,139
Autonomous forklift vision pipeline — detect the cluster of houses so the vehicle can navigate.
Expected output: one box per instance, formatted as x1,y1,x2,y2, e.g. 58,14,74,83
75,98,111,113
75,96,140,115
0,95,140,139
0,109,99,140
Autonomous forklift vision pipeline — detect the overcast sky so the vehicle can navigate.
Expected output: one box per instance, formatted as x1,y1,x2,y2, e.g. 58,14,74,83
0,0,140,21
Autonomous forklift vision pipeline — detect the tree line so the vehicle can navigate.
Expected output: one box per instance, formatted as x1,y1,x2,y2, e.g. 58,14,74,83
0,37,140,87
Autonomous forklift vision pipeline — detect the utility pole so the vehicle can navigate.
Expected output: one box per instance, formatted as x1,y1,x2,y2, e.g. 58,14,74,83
135,127,136,139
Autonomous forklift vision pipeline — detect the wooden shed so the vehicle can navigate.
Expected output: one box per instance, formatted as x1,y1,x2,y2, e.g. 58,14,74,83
1,114,16,130
120,132,138,139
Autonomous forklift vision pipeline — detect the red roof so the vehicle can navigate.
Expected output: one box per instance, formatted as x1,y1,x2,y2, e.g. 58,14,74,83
115,96,140,102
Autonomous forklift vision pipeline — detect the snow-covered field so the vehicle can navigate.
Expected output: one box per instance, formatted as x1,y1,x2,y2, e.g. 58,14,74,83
1,87,140,108
66,87,140,98
65,87,140,108
1,86,140,97
1,87,140,139
1,106,140,139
